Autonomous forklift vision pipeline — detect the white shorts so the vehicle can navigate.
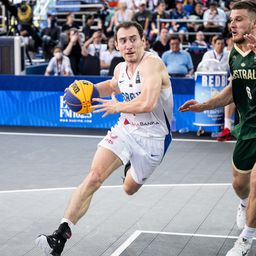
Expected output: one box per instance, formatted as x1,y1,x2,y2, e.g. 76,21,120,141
98,124,172,184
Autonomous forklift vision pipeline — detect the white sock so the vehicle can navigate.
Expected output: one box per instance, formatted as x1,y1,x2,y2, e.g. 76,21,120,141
61,218,74,231
224,118,232,130
240,225,256,240
240,198,248,208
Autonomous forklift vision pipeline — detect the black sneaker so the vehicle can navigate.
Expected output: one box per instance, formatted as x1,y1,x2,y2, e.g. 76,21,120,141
122,161,131,182
35,222,71,256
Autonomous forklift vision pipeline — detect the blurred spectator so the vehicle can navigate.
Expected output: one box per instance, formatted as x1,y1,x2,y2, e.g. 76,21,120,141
152,27,170,57
224,33,233,52
100,36,121,76
201,35,229,72
150,0,170,40
82,30,107,58
41,14,60,61
191,31,209,48
132,0,152,36
169,0,189,43
97,2,114,37
203,1,227,34
19,23,42,61
45,46,73,76
225,0,238,19
183,0,194,14
113,1,134,27
144,37,158,55
187,1,204,41
162,35,194,77
61,12,79,33
63,28,82,75
82,14,95,42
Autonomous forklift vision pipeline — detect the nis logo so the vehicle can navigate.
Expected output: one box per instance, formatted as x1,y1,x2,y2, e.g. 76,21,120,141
59,96,92,120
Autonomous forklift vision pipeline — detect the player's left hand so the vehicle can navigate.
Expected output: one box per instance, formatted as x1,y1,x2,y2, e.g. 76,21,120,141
92,93,119,117
244,34,256,53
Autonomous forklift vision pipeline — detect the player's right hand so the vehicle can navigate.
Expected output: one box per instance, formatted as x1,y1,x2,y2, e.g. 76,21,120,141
178,99,204,112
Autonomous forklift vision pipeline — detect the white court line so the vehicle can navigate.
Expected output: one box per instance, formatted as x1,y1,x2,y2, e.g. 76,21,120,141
0,183,231,194
111,230,243,256
111,230,142,256
0,132,236,143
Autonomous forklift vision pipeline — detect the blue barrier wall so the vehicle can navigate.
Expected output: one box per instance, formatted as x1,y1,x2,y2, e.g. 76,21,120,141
0,75,198,131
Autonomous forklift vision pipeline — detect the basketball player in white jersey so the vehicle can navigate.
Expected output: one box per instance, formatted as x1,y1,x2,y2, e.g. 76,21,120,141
35,21,173,256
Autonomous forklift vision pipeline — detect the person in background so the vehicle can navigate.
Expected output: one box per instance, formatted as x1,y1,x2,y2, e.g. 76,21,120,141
144,37,158,55
150,0,170,41
41,13,61,61
203,1,227,35
201,35,229,72
100,36,121,76
191,30,210,49
45,46,73,76
82,14,95,42
113,1,134,28
97,2,114,37
152,27,170,57
61,12,79,33
169,0,189,43
82,30,107,59
132,0,152,36
187,1,204,41
63,28,82,75
162,35,194,77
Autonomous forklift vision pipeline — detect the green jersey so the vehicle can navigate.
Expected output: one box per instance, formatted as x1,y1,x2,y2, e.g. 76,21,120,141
229,44,256,140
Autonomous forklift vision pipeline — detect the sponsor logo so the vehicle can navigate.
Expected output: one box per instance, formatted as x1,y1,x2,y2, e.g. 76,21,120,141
122,92,141,101
201,75,226,87
59,96,92,123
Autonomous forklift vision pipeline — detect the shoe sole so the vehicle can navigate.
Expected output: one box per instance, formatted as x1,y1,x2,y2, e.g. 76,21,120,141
35,235,54,256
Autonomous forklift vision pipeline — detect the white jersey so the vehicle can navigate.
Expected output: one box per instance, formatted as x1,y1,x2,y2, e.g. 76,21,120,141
117,53,173,138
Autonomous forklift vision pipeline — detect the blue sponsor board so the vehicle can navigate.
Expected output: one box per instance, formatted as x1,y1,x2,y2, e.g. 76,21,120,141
0,75,196,131
0,90,119,128
194,72,227,127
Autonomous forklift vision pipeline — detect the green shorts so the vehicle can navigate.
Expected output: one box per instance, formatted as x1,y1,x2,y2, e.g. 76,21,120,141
233,138,256,173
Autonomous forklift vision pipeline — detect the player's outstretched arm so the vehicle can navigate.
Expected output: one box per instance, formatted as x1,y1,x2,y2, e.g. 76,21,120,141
179,83,234,112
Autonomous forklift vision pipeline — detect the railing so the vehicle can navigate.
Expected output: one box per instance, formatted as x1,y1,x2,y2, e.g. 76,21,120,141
157,18,226,36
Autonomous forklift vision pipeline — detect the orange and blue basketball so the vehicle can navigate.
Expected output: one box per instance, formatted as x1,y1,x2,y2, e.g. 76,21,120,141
64,80,99,114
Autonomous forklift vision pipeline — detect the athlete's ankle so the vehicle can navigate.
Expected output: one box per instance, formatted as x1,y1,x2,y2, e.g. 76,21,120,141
57,222,72,239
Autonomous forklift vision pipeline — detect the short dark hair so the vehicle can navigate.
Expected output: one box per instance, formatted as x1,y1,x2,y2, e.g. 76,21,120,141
170,35,181,42
232,0,256,14
114,21,144,42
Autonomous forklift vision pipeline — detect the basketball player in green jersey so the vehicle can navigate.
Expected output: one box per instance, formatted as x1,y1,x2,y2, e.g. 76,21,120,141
179,1,256,255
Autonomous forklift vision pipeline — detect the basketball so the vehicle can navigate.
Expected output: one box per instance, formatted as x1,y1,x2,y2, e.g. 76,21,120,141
64,80,99,114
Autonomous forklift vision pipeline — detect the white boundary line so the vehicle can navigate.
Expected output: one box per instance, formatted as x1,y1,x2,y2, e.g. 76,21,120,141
111,230,142,256
0,132,236,143
111,230,241,256
0,183,231,194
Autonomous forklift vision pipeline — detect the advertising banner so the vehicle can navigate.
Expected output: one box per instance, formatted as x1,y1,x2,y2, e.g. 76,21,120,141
0,90,119,128
194,71,227,127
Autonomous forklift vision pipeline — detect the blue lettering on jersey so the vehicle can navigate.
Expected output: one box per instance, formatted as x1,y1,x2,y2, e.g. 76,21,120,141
122,92,141,101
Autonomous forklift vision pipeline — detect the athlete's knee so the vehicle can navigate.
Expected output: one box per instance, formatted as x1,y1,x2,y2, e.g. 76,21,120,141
123,185,137,195
232,175,249,194
85,169,103,191
123,182,141,196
